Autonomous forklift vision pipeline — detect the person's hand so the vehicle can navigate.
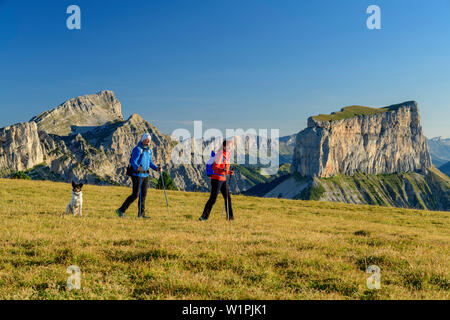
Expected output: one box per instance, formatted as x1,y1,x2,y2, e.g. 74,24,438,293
157,166,163,172
138,166,143,172
229,170,235,176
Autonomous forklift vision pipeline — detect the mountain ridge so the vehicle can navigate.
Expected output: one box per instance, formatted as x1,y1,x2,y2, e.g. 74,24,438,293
1,92,448,210
252,101,449,211
0,91,278,193
31,90,124,136
426,136,450,168
292,101,431,178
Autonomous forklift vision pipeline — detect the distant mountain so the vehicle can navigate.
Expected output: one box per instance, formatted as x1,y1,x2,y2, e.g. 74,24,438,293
2,92,448,210
278,134,296,164
31,90,124,136
292,102,431,177
256,102,449,211
1,91,204,189
427,137,450,168
0,91,286,193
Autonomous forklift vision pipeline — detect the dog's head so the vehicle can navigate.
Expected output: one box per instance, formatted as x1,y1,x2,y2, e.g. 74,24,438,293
72,181,84,194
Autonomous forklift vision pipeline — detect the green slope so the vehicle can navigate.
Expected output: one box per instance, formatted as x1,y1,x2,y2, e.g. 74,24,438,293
252,168,449,211
314,168,449,211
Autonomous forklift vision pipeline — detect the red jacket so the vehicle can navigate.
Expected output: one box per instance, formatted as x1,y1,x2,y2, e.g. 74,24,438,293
211,150,230,181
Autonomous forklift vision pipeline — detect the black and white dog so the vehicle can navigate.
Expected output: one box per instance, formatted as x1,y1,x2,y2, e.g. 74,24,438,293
66,181,83,216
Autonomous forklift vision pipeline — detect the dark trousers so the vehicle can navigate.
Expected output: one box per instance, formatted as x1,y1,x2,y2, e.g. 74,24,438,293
120,176,149,217
201,179,234,220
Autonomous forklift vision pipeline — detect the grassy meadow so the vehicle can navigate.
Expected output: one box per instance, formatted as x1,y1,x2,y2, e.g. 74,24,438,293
0,178,448,300
312,104,404,122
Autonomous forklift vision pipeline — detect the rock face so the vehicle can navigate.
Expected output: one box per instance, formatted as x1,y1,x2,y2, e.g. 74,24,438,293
252,101,449,211
33,112,211,189
0,122,44,174
291,101,432,178
31,90,123,136
0,91,263,192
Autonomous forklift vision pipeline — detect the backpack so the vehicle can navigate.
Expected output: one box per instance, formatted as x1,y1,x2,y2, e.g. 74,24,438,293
126,148,145,177
206,150,215,177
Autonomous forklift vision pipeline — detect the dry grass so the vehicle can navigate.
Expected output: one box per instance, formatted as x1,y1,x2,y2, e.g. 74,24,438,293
0,179,448,300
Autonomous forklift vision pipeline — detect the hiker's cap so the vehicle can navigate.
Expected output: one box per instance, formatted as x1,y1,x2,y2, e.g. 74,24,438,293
141,133,151,142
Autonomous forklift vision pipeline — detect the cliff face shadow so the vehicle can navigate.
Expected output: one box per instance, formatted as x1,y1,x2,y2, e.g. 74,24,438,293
70,125,101,136
70,121,124,148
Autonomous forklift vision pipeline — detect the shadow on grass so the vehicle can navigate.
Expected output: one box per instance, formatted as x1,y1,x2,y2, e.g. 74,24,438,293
105,248,178,263
309,278,359,297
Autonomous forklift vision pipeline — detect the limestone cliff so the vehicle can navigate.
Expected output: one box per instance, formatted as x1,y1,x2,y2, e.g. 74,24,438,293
254,101,449,211
291,101,432,178
0,122,44,174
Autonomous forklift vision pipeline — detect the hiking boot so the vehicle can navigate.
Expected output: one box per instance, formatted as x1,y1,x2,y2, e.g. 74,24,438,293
116,209,125,218
198,216,208,221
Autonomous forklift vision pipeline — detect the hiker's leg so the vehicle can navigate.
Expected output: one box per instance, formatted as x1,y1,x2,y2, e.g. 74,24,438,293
119,176,139,213
220,181,234,219
138,177,149,217
201,179,221,219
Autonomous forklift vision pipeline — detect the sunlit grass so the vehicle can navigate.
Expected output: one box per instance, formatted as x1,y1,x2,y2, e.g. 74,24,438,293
0,179,448,300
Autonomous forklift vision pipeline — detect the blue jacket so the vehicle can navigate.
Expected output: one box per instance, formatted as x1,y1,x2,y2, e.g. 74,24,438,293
130,142,158,178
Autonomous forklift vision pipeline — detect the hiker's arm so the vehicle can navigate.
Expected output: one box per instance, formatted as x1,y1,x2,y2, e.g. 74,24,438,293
225,163,232,175
149,151,158,171
150,160,158,171
130,148,141,171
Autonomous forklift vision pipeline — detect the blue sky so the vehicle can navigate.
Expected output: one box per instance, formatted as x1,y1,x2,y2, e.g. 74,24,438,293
0,0,449,137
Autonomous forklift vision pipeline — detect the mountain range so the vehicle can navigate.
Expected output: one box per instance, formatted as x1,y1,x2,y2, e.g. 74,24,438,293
0,91,289,193
426,137,450,175
0,90,448,211
246,103,449,211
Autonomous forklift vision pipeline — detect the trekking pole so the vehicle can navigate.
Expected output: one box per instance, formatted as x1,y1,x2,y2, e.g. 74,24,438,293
225,175,230,220
138,176,142,218
160,171,170,215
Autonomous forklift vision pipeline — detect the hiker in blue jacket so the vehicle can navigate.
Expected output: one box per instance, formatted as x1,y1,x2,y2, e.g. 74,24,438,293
116,133,162,219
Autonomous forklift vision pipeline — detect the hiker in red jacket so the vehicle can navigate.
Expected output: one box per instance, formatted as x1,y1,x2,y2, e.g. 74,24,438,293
199,140,234,221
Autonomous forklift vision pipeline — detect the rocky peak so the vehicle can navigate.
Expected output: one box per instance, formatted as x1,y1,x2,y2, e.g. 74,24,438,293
291,101,432,178
127,113,145,123
31,90,123,136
